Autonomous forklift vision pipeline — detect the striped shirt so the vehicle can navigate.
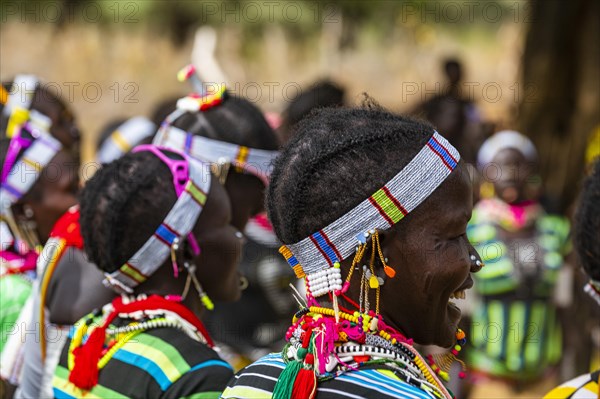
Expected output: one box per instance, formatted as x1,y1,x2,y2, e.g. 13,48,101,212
53,318,234,399
221,353,438,399
543,370,599,399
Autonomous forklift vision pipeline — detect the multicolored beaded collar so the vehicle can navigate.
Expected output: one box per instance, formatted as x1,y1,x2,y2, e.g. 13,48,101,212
103,145,211,294
96,116,156,164
280,131,460,278
68,294,214,390
153,86,279,185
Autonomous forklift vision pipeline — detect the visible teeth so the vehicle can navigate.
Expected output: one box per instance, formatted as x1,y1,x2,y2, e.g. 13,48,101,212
451,290,466,300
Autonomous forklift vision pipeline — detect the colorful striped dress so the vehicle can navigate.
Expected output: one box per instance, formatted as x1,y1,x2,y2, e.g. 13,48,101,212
221,353,440,399
52,312,234,399
467,200,570,380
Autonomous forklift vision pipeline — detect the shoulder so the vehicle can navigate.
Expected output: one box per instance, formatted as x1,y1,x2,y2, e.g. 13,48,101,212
221,353,285,399
131,329,233,396
319,368,435,399
223,354,434,399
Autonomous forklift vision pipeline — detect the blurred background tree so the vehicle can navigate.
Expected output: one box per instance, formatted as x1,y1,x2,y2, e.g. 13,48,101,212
518,0,599,214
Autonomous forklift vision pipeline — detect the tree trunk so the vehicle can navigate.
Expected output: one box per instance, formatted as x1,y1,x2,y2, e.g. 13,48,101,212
519,0,599,213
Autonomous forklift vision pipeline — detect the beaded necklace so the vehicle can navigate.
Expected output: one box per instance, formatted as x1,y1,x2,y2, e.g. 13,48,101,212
274,230,468,399
276,306,463,399
475,198,542,232
67,294,212,391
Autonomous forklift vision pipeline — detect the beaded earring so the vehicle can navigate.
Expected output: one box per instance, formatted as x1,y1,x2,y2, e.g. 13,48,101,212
427,328,468,381
342,230,395,316
170,238,214,311
182,261,214,310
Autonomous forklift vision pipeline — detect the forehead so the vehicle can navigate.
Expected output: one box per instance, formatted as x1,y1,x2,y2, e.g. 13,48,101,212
491,147,528,165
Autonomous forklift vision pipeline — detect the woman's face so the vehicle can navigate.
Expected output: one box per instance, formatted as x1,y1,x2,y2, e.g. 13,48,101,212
488,148,534,204
378,163,480,347
192,178,244,303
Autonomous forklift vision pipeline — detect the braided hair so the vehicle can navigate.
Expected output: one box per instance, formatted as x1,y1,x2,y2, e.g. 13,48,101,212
170,95,278,151
575,159,600,281
266,106,435,244
79,151,176,273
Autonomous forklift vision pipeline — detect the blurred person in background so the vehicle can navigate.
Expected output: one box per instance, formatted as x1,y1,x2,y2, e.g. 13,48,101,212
465,130,571,398
413,58,489,164
152,83,284,368
95,116,157,165
205,79,347,368
0,75,81,397
278,80,346,142
16,114,158,399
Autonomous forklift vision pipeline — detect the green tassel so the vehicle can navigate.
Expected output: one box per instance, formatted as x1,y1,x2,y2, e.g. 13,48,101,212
273,359,302,399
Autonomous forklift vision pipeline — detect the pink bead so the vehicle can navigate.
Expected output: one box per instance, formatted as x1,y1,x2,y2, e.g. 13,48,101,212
459,371,467,379
341,282,350,293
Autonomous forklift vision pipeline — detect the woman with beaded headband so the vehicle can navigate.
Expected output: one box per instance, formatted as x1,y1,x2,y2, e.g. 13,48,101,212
51,145,244,398
543,159,599,399
153,70,282,365
464,130,571,397
18,114,170,398
221,106,483,399
0,75,82,396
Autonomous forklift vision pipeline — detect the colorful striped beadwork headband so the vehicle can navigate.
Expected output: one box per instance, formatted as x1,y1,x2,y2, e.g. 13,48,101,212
103,145,211,294
96,117,157,164
154,124,279,185
0,125,62,214
2,75,52,138
280,131,460,277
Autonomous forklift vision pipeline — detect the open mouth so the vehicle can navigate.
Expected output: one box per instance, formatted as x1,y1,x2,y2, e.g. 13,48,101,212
448,276,473,306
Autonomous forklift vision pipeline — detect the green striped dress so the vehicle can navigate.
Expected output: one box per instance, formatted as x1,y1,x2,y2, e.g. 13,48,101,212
467,206,570,380
52,311,234,399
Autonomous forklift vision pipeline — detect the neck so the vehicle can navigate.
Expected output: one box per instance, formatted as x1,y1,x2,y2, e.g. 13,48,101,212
134,265,204,320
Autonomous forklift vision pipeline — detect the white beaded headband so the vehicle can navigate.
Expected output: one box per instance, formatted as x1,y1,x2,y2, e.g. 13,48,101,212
2,75,51,137
104,150,212,294
0,129,62,214
97,117,157,164
153,124,279,185
280,131,460,278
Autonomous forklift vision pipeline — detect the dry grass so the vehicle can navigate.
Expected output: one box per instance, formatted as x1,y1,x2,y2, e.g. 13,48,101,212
1,20,524,162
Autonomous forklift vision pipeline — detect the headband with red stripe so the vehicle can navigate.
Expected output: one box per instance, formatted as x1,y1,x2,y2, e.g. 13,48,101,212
279,131,460,277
